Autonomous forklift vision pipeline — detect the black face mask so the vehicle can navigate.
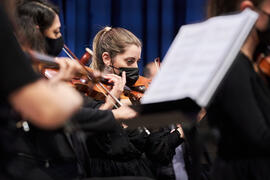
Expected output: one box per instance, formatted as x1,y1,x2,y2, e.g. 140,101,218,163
45,36,64,56
111,66,140,87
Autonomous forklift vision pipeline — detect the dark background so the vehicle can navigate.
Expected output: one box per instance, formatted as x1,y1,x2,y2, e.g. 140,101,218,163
51,0,207,73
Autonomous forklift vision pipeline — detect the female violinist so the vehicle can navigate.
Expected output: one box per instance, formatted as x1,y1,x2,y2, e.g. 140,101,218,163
85,26,185,179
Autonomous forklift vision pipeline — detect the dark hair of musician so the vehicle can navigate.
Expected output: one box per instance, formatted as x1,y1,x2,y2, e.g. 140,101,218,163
16,1,59,52
207,0,264,17
17,1,59,32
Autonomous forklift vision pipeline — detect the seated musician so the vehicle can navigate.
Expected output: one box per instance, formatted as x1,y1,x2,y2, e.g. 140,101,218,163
87,26,185,179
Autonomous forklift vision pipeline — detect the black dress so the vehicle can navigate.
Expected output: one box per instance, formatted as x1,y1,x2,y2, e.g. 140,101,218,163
207,52,270,180
86,124,184,179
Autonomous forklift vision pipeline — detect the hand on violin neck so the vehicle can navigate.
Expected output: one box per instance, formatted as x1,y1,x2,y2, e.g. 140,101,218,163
104,72,126,94
50,57,82,83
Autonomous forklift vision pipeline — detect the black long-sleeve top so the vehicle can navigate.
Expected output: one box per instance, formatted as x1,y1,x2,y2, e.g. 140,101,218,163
207,52,270,159
86,123,184,178
87,126,183,162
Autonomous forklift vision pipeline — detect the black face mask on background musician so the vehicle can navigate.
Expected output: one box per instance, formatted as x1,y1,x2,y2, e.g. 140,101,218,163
110,65,140,87
45,36,64,56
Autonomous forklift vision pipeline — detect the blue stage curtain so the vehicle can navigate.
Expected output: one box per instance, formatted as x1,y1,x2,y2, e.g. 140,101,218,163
51,0,206,73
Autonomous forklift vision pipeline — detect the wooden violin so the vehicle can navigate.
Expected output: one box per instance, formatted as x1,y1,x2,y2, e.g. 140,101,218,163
63,45,151,105
30,50,123,108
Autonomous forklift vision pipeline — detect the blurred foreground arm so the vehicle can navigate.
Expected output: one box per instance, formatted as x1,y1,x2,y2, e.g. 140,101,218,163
9,79,83,129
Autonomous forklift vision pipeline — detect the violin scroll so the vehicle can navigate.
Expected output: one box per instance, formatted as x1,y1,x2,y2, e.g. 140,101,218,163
80,48,93,65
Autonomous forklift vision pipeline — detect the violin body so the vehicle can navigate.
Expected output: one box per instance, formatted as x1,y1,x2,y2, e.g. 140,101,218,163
36,62,115,102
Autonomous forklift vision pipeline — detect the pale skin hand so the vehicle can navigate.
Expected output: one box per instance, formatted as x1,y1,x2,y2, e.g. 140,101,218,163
99,71,126,110
111,105,137,120
9,79,83,129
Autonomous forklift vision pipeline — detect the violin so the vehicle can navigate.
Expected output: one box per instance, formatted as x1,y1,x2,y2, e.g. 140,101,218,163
63,45,151,105
30,50,123,108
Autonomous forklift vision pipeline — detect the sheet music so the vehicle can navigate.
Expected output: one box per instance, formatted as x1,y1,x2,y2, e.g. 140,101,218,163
141,9,258,107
